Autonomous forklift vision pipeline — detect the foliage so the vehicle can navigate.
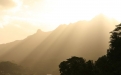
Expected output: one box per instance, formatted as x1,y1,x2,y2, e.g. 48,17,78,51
0,61,33,75
106,23,121,75
107,23,121,62
59,56,94,75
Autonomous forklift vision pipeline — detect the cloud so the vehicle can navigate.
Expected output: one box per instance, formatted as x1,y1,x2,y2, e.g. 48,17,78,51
0,0,17,9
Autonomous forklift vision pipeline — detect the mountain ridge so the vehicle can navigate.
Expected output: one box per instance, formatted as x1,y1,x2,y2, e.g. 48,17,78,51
0,14,119,75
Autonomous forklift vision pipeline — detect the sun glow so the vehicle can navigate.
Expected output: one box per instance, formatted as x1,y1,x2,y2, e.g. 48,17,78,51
24,0,121,28
0,0,121,70
1,0,121,31
10,0,22,13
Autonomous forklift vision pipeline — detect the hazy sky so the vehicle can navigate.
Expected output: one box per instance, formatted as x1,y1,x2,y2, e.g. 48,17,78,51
0,0,121,44
0,0,121,31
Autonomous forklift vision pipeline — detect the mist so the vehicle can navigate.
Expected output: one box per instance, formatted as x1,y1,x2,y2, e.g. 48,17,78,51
0,14,120,75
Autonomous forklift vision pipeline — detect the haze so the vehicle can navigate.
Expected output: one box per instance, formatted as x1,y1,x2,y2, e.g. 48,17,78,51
0,0,121,44
0,14,119,75
1,0,121,75
0,0,121,29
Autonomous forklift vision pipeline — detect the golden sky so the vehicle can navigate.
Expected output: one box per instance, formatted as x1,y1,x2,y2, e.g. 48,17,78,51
0,0,121,31
0,0,121,44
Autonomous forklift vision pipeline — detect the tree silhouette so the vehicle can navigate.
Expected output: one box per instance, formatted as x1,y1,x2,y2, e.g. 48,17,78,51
107,23,121,75
94,55,110,75
107,23,121,62
59,56,95,75
86,60,94,75
0,61,32,75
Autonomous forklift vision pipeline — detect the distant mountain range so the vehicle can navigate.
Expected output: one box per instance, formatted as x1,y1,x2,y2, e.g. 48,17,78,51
0,14,119,75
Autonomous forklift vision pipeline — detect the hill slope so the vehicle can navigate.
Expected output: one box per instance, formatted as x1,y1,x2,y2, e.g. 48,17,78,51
0,14,119,75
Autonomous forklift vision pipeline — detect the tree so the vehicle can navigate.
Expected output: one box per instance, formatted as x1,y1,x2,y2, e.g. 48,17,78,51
0,61,32,75
107,23,121,62
94,55,110,75
107,23,121,75
86,60,94,75
59,56,95,75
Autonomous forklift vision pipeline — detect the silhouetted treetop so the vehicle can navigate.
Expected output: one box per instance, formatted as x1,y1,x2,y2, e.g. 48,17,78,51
59,56,95,75
106,23,121,75
107,23,121,62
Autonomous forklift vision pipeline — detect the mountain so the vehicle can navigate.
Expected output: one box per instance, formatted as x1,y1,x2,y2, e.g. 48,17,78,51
0,14,119,75
0,29,51,63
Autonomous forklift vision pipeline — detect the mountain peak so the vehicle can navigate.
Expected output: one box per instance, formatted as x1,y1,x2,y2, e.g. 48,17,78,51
90,14,111,23
36,29,42,33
